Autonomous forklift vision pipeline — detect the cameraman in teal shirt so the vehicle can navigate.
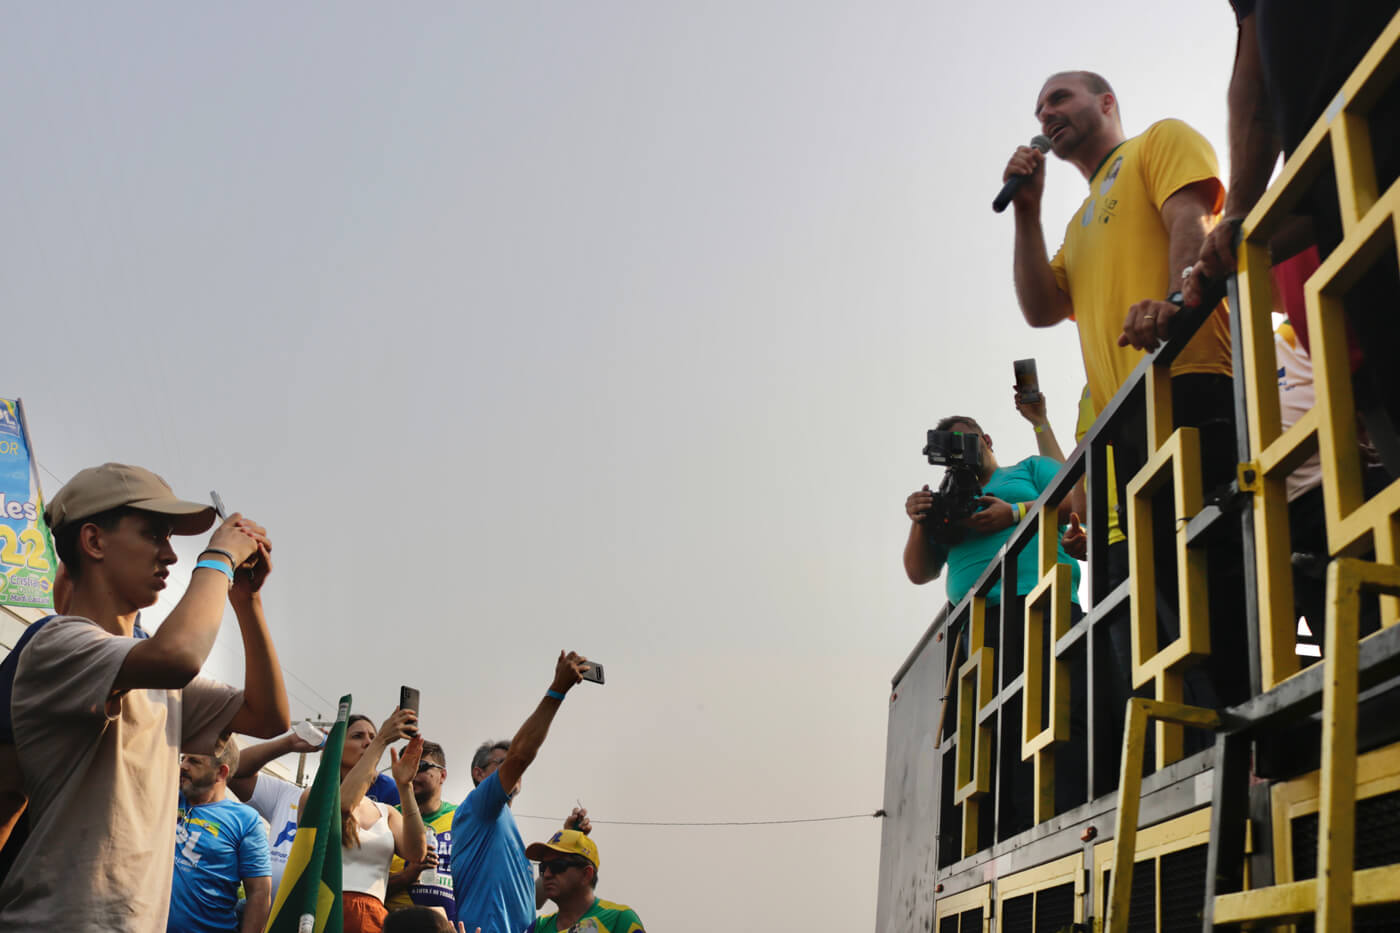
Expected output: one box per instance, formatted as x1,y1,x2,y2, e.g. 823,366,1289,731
903,413,1080,606
903,402,1084,828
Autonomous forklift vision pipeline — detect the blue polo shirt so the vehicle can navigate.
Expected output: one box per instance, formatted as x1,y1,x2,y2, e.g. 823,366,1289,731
450,772,533,933
169,794,271,933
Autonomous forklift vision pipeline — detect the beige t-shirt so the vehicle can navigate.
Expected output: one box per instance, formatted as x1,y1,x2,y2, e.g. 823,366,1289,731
0,616,242,932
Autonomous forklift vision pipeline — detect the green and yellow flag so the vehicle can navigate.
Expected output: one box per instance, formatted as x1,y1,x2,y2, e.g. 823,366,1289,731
266,696,349,933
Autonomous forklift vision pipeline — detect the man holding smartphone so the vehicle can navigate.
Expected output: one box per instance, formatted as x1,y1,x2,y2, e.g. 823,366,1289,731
387,740,457,918
0,463,290,932
450,650,592,933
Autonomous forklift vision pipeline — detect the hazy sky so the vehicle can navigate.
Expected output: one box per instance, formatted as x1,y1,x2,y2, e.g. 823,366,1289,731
1,4,1239,929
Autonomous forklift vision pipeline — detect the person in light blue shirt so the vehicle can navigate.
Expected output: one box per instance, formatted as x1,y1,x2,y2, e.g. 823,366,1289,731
169,738,272,933
451,651,594,933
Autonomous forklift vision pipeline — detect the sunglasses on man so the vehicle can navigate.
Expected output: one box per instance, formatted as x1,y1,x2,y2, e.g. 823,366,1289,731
416,761,444,774
538,857,590,876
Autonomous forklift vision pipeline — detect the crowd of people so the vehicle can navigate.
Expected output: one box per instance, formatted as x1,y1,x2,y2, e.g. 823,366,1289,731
0,463,644,933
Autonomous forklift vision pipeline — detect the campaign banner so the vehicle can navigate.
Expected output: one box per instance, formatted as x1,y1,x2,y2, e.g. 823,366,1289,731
0,399,56,609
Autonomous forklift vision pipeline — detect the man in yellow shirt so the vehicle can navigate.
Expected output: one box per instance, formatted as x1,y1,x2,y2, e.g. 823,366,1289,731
1003,71,1233,476
1002,71,1249,725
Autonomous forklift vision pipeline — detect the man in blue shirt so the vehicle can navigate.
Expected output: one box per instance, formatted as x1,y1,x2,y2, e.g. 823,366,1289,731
451,651,592,933
170,738,272,933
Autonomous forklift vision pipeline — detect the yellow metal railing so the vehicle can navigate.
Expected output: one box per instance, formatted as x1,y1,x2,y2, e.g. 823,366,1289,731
1235,8,1400,693
1020,510,1075,825
1123,9,1400,931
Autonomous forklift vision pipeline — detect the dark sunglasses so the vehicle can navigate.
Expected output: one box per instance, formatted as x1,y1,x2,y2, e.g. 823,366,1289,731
416,761,444,774
539,858,588,875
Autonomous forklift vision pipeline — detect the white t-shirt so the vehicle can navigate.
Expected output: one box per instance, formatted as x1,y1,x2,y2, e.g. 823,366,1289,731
247,774,305,897
0,616,242,933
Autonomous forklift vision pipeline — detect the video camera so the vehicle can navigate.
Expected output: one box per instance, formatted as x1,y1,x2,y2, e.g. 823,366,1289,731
920,429,985,542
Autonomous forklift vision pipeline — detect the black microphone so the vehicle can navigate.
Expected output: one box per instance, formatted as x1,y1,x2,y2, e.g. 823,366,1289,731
992,135,1051,213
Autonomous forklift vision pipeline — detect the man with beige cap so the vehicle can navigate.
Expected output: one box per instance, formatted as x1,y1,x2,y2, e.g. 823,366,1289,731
0,463,290,933
526,830,644,933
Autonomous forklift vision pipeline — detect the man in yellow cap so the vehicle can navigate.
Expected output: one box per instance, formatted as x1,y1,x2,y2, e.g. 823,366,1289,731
525,829,644,933
0,463,290,933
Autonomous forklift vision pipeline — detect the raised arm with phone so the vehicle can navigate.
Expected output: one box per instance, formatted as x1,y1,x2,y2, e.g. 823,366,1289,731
450,650,593,933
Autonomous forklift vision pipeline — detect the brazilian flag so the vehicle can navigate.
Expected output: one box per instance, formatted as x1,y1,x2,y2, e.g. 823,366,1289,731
265,696,349,933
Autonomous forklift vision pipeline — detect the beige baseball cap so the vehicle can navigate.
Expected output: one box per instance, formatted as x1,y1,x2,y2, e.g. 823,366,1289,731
45,463,217,535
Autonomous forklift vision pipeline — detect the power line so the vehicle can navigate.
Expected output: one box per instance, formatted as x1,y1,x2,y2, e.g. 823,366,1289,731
36,460,66,488
514,812,883,827
281,667,336,713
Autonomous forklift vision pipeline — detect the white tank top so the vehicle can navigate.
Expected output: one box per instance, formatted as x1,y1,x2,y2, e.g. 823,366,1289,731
342,801,395,900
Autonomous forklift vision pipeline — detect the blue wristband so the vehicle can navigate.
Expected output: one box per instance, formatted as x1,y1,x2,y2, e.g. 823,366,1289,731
546,689,566,701
195,559,235,584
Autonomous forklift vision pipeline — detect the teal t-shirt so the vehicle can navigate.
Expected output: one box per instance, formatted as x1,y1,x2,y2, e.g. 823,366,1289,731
932,456,1081,606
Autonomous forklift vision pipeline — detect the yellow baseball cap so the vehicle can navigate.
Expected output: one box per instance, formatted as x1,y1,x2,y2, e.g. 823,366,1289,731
45,463,217,535
525,829,600,869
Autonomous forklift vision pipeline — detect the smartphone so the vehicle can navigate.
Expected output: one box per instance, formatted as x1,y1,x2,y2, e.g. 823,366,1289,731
210,490,259,570
399,685,421,713
1013,359,1042,404
580,663,605,685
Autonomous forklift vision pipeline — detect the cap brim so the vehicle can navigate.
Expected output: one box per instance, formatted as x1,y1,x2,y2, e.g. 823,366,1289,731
526,842,577,862
128,497,218,535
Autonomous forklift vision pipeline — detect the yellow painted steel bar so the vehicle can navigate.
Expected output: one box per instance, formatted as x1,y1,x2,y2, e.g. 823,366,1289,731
1214,864,1400,924
1103,698,1220,933
1020,563,1073,824
953,645,994,801
1315,559,1362,931
1125,428,1208,765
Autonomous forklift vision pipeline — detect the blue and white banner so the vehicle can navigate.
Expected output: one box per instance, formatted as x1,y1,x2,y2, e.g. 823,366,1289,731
0,399,56,609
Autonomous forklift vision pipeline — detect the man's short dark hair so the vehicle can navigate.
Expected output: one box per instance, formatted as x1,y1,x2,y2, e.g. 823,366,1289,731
1075,70,1113,96
52,506,135,579
420,741,446,767
935,415,984,434
471,739,510,785
1046,69,1114,98
382,906,453,933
